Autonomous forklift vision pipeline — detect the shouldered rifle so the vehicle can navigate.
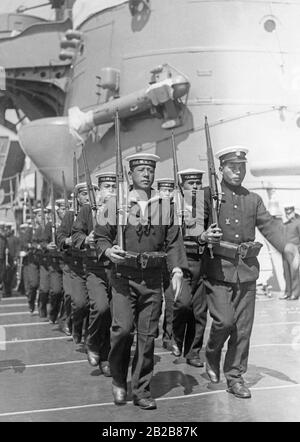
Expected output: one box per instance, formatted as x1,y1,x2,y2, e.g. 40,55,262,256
27,196,36,235
81,145,97,230
205,116,222,258
73,152,79,216
62,171,70,211
5,246,9,268
171,130,184,228
50,181,57,245
40,199,46,230
115,110,127,249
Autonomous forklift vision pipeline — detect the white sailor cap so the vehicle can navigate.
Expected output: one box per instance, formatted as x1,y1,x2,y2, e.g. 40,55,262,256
46,204,59,212
95,171,116,184
283,203,295,212
125,153,160,170
74,182,99,195
4,222,14,227
33,207,50,214
215,146,249,164
178,169,205,181
156,178,175,190
55,199,67,207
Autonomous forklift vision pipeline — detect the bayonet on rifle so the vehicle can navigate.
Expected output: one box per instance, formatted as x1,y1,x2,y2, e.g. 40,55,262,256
73,152,79,216
62,171,70,211
50,181,57,245
171,130,184,228
204,116,221,258
81,145,97,230
115,110,126,250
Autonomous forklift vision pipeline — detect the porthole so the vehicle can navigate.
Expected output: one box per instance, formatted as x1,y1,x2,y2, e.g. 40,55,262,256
264,19,276,33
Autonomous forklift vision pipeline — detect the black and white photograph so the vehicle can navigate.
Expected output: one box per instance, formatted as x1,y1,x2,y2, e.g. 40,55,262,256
0,0,299,424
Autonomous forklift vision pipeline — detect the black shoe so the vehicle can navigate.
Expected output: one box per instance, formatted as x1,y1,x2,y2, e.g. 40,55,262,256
171,343,182,357
133,397,157,410
38,307,47,318
73,334,82,345
87,349,100,367
186,358,204,368
61,323,72,336
162,341,172,351
112,385,127,406
279,294,291,300
288,295,299,301
206,360,220,383
227,382,251,399
100,361,112,377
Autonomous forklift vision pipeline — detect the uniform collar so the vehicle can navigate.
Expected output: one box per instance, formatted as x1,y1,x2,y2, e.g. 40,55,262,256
221,180,247,195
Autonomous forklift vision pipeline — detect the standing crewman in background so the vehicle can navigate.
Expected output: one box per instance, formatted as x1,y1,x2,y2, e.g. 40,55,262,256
280,204,300,300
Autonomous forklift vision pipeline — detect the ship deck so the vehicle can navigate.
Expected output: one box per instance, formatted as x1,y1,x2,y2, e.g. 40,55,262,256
0,292,299,422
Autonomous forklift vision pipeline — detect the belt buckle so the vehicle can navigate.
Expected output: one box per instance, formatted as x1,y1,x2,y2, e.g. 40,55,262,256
139,253,149,270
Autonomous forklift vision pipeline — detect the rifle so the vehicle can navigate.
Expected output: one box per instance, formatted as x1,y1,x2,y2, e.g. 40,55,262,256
5,247,9,268
27,196,36,235
81,145,97,229
204,116,221,258
40,199,46,230
62,171,70,211
73,152,79,216
115,110,126,249
50,181,57,245
171,130,184,228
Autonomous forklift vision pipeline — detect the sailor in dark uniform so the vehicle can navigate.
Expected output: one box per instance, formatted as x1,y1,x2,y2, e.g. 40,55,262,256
35,208,50,318
0,223,7,295
3,223,19,297
280,204,300,300
72,176,113,376
43,200,65,323
156,178,176,351
200,146,285,398
94,153,188,410
56,198,75,336
63,184,91,343
171,169,208,367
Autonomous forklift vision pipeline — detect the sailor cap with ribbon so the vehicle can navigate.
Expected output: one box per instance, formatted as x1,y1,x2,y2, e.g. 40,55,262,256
33,207,50,214
74,182,99,195
283,203,295,213
95,171,116,185
215,146,249,164
177,169,205,181
156,178,175,190
126,153,160,170
55,199,67,207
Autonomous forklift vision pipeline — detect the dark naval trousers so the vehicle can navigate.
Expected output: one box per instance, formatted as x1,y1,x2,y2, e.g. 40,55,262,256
109,268,163,400
204,279,256,387
39,255,63,322
24,255,39,312
69,257,89,339
85,259,111,362
172,257,207,359
282,244,300,299
60,262,73,330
